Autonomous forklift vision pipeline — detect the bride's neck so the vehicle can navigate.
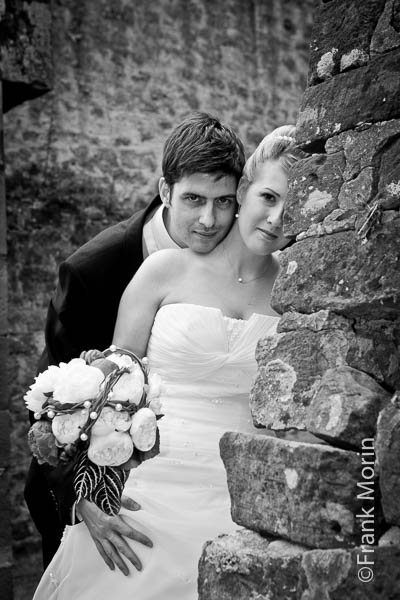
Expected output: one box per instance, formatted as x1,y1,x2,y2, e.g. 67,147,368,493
218,223,273,279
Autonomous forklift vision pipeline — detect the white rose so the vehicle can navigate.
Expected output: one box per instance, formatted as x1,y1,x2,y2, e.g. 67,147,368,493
111,364,145,405
147,373,163,399
88,431,133,466
51,409,89,444
91,407,132,436
130,407,157,451
106,353,134,369
52,358,104,404
24,365,61,412
146,373,164,415
148,397,163,416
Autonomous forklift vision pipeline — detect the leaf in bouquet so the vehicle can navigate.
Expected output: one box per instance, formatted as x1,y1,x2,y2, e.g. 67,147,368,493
91,466,129,516
73,451,103,503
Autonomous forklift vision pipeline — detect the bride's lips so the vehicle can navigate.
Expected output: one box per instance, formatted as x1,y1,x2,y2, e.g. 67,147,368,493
257,228,278,241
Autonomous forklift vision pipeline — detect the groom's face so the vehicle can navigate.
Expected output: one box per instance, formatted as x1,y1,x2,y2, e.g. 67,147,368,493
161,173,237,253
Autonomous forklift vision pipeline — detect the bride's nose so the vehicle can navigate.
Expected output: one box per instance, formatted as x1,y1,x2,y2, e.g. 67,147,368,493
267,203,285,229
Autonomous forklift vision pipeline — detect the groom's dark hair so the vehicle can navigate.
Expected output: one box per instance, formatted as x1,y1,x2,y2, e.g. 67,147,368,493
162,112,245,187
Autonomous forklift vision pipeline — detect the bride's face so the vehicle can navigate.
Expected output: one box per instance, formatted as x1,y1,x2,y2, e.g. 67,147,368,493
238,159,290,255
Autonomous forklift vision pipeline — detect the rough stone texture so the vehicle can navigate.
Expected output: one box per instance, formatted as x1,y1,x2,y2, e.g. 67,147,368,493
198,530,307,600
376,401,400,525
306,366,391,449
296,48,400,148
379,526,400,547
4,0,314,210
299,546,400,599
0,0,52,111
272,224,400,320
199,533,400,599
250,311,400,430
284,151,345,237
285,119,400,238
371,0,400,56
307,0,385,83
220,432,370,549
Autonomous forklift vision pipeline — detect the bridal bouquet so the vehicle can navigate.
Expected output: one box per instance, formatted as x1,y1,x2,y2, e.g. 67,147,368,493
25,346,163,516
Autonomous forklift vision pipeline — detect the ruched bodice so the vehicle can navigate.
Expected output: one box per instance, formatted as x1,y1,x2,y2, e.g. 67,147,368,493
33,303,279,600
147,303,278,398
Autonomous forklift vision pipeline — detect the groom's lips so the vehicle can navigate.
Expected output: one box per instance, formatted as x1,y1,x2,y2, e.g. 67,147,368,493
193,230,218,238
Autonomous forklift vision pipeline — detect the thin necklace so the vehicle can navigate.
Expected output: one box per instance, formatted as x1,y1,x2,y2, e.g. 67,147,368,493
224,250,272,284
237,268,270,284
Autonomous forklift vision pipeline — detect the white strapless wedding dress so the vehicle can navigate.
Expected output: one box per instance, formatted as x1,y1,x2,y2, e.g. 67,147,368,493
33,303,278,600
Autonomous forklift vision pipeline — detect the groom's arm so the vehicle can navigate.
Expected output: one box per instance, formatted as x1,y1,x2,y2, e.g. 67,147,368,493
28,258,154,572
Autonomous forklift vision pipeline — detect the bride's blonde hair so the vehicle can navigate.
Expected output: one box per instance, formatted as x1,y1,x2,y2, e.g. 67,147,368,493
242,125,302,184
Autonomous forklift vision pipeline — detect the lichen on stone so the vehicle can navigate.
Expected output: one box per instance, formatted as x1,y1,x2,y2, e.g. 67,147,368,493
316,48,337,80
340,49,369,72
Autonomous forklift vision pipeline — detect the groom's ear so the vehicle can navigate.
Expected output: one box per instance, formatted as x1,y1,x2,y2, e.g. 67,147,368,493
159,177,171,207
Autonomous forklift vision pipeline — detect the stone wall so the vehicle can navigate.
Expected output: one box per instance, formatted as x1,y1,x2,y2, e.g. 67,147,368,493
199,0,400,598
2,1,315,597
1,1,53,599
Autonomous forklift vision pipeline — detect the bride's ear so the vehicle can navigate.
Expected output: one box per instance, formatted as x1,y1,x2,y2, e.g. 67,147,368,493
236,176,248,206
159,177,171,207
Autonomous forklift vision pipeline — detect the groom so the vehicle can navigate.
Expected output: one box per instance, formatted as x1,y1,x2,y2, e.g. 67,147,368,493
25,112,245,575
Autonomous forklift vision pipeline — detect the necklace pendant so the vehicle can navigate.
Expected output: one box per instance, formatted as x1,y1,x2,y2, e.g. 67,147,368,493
238,277,243,283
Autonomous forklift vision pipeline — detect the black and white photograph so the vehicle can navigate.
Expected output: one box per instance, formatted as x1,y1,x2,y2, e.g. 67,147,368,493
1,1,400,598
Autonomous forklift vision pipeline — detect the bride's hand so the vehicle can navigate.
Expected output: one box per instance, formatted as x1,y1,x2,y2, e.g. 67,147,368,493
77,497,153,576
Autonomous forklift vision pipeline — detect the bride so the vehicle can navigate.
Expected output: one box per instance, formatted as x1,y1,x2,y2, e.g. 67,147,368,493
33,125,302,599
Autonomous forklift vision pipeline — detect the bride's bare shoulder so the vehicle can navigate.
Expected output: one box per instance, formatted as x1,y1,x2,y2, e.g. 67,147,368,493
140,248,192,279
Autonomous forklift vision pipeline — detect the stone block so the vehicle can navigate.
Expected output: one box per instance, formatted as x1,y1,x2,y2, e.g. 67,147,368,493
220,432,370,548
325,118,400,183
198,530,306,600
376,400,400,525
299,545,400,599
308,0,385,83
286,119,400,239
371,0,400,56
273,224,400,320
199,532,400,599
250,311,400,430
379,526,400,547
306,366,391,449
296,48,400,147
284,152,344,237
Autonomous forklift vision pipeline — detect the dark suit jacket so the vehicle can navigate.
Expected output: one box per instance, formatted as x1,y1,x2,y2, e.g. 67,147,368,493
25,196,161,567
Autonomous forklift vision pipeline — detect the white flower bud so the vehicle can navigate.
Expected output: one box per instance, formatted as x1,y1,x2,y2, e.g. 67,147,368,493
130,407,157,451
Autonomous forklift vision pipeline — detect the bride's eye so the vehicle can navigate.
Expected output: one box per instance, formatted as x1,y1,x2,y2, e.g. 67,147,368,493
261,192,276,203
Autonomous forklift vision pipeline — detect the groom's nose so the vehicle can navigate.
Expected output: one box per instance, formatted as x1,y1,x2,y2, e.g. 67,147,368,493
198,201,216,229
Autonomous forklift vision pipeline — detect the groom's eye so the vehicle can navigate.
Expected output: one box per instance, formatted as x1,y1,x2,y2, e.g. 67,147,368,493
184,194,202,204
215,197,235,208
